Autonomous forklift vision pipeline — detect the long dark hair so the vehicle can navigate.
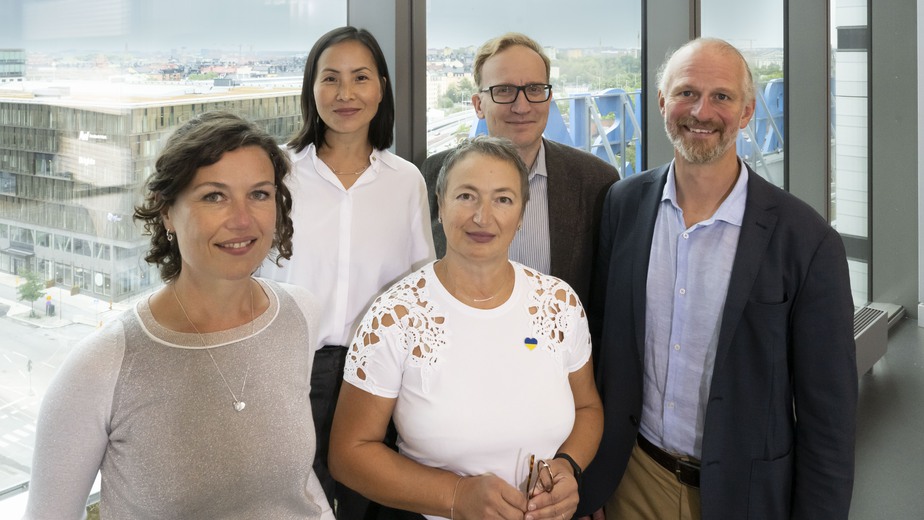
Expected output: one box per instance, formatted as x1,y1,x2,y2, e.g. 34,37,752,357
288,26,395,152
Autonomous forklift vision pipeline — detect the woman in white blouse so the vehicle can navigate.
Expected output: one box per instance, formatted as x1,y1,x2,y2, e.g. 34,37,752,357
259,26,434,517
329,136,603,520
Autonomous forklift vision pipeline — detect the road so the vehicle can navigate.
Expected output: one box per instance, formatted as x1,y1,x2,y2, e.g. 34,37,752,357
0,297,97,492
426,110,475,154
0,279,114,328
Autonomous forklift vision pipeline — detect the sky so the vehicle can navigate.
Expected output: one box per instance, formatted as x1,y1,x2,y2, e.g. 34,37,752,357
0,0,348,52
426,0,783,49
0,0,783,53
427,0,644,49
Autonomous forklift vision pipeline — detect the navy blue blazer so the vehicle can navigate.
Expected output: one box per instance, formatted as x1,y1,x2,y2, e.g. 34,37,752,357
579,163,857,519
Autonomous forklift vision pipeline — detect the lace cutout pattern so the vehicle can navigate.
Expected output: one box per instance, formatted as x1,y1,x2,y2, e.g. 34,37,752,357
523,267,588,365
346,269,447,394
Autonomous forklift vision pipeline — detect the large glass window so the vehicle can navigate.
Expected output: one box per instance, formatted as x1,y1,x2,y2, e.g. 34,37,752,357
701,0,785,188
426,0,643,176
830,0,870,305
0,0,346,512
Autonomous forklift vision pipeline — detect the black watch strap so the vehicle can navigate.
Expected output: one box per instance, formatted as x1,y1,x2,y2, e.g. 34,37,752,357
554,452,582,486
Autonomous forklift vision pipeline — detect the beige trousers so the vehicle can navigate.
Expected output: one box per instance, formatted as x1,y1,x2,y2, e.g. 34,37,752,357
604,442,701,520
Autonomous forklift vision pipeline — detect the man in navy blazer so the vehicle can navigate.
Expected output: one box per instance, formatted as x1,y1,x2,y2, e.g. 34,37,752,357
578,38,857,519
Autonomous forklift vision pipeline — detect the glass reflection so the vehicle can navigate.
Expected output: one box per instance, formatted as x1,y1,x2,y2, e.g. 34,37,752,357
701,0,785,187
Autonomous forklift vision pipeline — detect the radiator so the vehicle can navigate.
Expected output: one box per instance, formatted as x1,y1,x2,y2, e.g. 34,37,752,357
854,306,888,376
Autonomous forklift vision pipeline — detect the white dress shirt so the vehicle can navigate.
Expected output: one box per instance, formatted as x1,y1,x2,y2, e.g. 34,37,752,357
508,141,551,274
261,144,435,347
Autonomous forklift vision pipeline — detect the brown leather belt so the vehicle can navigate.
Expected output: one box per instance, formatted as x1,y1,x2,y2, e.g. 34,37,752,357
637,434,701,488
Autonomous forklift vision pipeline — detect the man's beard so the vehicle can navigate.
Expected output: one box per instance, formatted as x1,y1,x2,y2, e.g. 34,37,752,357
665,116,738,164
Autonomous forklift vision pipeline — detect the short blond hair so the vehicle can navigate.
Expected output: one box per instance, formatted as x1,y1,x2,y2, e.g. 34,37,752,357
473,33,551,87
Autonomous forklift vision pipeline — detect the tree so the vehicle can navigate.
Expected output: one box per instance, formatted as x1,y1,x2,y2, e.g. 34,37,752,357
16,269,44,318
456,78,475,99
444,78,476,105
557,54,643,92
754,63,784,82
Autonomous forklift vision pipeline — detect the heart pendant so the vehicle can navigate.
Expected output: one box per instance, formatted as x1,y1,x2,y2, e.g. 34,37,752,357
233,401,246,412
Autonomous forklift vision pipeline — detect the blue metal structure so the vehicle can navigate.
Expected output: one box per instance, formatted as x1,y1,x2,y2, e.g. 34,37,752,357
738,79,785,163
463,81,784,180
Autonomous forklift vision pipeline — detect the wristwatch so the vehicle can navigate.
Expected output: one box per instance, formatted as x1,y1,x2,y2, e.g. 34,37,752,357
554,452,582,489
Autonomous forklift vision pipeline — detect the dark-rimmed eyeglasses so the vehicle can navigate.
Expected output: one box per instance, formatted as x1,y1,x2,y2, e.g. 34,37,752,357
479,84,552,104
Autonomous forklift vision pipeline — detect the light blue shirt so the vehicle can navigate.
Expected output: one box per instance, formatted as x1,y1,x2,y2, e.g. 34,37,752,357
508,141,551,274
639,159,748,459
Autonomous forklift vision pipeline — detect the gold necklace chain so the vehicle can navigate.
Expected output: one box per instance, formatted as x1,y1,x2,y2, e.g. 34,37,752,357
472,279,506,302
172,281,255,412
329,162,370,176
443,262,512,303
318,149,372,176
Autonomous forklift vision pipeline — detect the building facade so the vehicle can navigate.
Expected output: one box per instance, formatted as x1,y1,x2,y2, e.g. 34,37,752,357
0,87,301,301
0,50,25,83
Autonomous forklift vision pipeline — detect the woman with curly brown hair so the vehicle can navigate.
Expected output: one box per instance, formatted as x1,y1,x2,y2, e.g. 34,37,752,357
25,111,334,520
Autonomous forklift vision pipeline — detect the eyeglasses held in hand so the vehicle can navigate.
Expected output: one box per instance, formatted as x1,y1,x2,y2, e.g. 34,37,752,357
524,454,555,498
479,84,552,104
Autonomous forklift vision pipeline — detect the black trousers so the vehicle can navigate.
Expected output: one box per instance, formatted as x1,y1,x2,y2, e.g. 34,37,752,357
311,346,414,520
311,345,373,520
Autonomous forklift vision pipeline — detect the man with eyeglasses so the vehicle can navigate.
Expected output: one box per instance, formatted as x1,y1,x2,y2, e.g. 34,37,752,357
422,32,617,306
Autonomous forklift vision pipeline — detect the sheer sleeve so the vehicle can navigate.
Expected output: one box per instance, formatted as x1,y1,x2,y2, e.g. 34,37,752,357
24,319,126,520
524,269,592,373
344,268,447,397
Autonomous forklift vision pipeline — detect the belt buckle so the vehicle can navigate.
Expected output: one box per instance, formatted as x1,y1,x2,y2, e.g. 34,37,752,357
675,458,700,488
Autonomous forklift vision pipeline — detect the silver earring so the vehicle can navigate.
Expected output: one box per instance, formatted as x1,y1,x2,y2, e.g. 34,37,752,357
438,216,442,224
166,230,174,242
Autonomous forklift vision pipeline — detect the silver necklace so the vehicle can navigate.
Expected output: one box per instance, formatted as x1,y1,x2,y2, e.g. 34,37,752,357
172,282,254,412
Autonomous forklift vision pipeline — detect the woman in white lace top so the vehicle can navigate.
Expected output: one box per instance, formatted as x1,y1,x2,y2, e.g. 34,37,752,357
330,136,603,520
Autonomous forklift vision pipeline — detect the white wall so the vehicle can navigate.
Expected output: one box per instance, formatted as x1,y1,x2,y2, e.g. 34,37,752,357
918,0,924,322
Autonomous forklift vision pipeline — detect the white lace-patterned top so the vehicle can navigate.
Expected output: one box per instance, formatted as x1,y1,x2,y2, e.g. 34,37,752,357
344,261,590,518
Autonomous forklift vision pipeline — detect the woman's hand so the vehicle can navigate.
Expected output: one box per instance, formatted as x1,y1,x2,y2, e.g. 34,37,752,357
524,458,579,520
453,474,528,520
